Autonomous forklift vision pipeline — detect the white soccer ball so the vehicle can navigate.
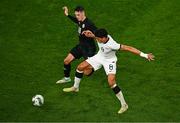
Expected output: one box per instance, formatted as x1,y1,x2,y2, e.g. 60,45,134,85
32,94,44,106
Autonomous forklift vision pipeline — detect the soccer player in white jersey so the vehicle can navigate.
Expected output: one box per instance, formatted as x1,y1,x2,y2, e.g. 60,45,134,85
63,28,155,114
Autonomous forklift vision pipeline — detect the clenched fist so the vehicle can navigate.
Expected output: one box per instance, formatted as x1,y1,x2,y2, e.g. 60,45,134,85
62,6,68,16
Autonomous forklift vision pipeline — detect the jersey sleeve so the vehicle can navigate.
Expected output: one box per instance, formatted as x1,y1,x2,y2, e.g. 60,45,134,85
110,40,121,50
67,15,78,23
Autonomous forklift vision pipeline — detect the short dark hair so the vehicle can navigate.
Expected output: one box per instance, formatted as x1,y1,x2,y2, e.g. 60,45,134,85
95,28,108,38
74,6,85,12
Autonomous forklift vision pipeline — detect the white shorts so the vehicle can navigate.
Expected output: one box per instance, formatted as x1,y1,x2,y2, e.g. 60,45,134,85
86,54,117,75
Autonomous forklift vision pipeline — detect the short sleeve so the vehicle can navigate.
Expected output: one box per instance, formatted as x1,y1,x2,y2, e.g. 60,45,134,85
110,40,121,50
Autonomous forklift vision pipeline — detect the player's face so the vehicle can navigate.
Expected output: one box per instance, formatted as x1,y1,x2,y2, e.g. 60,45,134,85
95,37,107,43
75,11,85,21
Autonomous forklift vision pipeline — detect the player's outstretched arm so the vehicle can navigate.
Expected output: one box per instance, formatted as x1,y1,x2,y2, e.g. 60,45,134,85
62,6,78,23
120,44,155,61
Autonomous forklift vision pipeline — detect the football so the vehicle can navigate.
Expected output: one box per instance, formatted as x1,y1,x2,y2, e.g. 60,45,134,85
32,94,44,106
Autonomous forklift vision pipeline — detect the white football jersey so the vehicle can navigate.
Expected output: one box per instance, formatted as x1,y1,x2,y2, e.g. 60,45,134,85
97,35,121,61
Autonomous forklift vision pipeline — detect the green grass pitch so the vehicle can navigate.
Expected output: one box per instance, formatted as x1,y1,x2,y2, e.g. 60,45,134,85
0,0,180,122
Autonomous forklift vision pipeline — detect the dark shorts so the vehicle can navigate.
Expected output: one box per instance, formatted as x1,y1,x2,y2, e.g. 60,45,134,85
70,45,96,59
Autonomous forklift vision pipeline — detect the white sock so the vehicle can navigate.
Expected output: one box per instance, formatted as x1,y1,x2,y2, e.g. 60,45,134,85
116,91,127,106
73,77,81,89
65,77,70,80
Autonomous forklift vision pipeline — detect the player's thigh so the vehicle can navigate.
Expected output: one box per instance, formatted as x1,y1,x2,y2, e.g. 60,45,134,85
77,61,92,71
83,60,94,76
103,61,117,75
107,74,116,87
64,53,75,65
70,45,83,60
86,55,102,71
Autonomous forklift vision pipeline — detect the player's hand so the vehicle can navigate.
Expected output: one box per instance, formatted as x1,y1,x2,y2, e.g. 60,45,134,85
82,30,95,38
62,6,68,16
147,53,155,61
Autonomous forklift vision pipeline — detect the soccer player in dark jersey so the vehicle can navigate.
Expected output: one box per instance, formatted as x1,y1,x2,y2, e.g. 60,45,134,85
56,6,97,84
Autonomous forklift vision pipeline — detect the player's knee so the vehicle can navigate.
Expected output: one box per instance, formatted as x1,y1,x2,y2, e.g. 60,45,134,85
84,69,94,76
64,59,70,65
108,81,116,87
84,71,89,76
108,77,116,87
77,64,85,71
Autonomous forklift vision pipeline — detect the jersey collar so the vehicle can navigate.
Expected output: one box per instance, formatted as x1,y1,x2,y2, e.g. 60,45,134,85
103,37,109,44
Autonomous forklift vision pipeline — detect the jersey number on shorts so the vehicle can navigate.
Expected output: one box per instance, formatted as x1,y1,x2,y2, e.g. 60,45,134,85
109,64,113,70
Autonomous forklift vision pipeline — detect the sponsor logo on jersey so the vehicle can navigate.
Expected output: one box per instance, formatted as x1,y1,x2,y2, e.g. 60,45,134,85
78,27,81,34
82,24,85,28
